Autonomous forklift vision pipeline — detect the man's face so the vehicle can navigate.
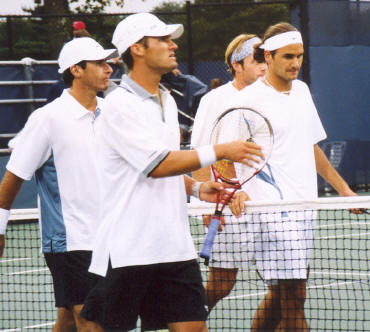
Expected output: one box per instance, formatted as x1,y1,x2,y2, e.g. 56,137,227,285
267,43,304,82
142,36,179,74
237,54,267,87
78,60,113,92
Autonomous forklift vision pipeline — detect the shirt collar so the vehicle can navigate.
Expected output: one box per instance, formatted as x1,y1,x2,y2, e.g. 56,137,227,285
120,74,170,104
61,89,101,119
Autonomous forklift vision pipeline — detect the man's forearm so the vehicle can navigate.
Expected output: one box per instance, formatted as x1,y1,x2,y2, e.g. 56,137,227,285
314,144,354,196
0,170,24,209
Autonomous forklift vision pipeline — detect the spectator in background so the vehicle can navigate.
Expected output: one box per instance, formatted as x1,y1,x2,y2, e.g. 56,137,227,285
210,77,224,90
72,21,91,38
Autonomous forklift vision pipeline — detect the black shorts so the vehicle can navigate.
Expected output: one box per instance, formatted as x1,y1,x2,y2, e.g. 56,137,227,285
81,259,208,331
44,250,100,308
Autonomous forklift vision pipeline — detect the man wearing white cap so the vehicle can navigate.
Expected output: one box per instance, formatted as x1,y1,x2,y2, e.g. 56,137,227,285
80,13,263,332
227,22,356,331
190,33,267,312
0,37,116,332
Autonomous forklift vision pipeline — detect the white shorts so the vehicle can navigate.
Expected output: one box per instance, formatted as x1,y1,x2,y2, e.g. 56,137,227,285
209,213,254,269
251,210,316,283
208,210,316,283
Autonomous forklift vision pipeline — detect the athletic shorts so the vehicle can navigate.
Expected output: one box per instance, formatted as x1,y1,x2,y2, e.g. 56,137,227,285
250,210,316,284
208,214,254,269
44,250,100,308
208,210,316,284
80,259,208,331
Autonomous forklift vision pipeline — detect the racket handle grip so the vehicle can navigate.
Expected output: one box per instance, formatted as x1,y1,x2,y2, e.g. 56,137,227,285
200,216,220,266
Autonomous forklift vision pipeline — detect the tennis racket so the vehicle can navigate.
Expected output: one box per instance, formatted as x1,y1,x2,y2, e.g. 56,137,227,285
199,107,274,265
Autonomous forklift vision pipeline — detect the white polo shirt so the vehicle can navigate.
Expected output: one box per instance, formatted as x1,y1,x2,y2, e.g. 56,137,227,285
234,78,327,201
7,90,102,253
88,75,197,277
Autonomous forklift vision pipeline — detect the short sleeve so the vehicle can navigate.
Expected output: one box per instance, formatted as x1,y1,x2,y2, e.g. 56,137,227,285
6,110,52,180
99,96,169,176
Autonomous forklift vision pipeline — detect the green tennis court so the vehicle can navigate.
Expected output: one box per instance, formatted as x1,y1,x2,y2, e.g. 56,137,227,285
1,201,369,331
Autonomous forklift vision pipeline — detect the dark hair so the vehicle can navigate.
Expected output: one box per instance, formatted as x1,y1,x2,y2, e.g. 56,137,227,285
121,37,148,70
73,29,91,38
62,60,86,87
254,22,298,63
210,78,224,89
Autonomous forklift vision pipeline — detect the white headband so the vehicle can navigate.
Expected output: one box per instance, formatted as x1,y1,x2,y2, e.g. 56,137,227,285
260,31,302,51
230,37,261,63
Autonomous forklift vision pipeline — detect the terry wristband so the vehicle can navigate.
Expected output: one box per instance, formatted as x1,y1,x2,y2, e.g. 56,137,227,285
192,181,202,199
196,145,216,168
0,208,10,235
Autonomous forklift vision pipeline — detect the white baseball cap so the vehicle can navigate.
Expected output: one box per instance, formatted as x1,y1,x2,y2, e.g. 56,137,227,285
58,37,118,73
112,13,184,56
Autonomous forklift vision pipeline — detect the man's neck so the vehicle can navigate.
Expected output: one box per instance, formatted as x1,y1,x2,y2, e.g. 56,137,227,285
129,68,161,96
68,85,97,112
232,79,247,91
265,73,292,93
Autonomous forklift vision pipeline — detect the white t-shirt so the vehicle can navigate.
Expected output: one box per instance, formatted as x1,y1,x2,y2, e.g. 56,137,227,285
190,81,239,204
89,75,197,277
233,78,327,201
191,81,238,147
7,90,102,252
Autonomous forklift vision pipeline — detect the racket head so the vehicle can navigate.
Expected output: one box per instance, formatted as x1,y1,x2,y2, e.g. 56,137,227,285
210,107,274,185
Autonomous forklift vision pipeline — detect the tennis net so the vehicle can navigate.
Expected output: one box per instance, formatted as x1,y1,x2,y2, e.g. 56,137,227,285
0,197,369,331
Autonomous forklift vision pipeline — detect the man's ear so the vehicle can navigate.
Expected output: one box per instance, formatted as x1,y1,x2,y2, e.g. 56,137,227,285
130,43,146,57
231,61,242,74
264,50,272,65
70,65,82,78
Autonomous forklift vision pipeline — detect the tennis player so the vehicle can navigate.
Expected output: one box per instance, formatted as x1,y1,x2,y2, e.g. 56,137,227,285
228,22,357,331
0,37,117,332
80,13,263,332
191,33,267,312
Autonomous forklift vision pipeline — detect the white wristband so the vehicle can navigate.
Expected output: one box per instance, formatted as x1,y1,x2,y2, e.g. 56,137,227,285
0,208,10,235
192,181,202,199
196,145,216,168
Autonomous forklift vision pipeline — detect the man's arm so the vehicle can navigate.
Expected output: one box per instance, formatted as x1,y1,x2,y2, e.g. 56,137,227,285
0,170,24,257
314,144,356,196
150,140,262,178
184,174,232,204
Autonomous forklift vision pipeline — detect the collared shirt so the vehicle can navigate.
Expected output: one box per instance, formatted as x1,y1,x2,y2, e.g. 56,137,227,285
7,90,103,253
88,75,197,276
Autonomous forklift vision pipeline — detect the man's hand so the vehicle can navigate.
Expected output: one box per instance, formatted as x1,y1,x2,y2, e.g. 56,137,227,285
198,181,233,203
229,191,250,217
214,140,263,167
0,234,5,257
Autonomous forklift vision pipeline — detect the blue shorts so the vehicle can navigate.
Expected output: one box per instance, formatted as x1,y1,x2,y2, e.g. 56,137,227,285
81,259,208,331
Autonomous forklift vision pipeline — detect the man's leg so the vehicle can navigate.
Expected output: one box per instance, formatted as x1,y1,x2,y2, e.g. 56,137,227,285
53,307,77,332
251,285,282,332
72,304,105,332
278,279,309,332
168,321,208,332
205,267,238,311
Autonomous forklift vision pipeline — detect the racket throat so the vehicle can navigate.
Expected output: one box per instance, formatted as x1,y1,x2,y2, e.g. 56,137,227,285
214,210,222,218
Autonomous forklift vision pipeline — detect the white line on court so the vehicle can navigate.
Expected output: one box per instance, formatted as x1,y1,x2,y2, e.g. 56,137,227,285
6,267,49,276
0,322,54,331
311,271,370,278
24,322,54,329
307,280,363,289
317,232,370,240
0,258,32,264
